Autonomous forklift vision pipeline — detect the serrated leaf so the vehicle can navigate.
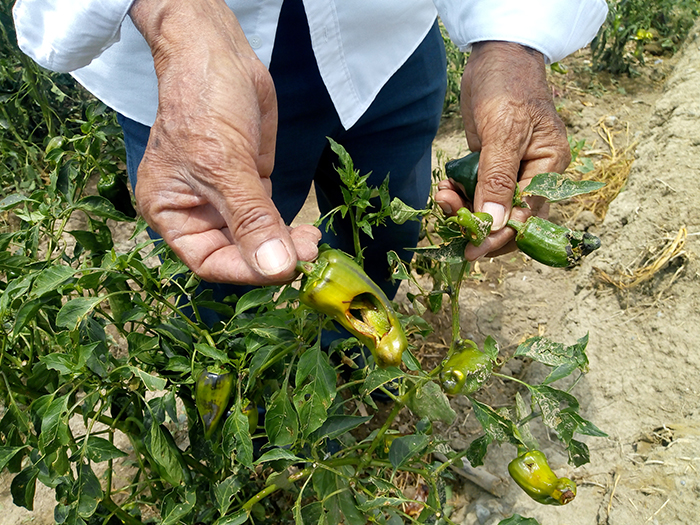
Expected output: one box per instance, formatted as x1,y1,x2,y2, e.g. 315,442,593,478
222,406,254,469
388,434,430,469
523,173,605,202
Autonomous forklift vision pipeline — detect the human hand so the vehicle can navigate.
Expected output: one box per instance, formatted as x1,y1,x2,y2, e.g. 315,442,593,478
129,0,320,285
435,41,571,260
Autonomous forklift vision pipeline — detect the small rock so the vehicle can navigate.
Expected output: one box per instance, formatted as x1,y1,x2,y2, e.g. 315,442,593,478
603,115,618,128
475,503,491,524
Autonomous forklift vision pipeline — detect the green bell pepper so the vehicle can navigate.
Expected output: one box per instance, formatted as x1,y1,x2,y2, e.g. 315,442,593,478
195,370,234,438
508,216,601,268
440,342,493,395
508,449,577,505
97,171,137,218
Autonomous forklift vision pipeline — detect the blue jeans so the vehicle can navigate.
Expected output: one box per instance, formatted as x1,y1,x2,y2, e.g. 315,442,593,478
118,0,446,318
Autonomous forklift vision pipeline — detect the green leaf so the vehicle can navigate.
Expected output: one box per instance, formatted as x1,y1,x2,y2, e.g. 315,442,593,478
147,424,184,486
387,250,412,282
30,266,76,298
56,296,105,329
498,515,541,525
161,489,197,525
514,334,589,378
194,343,229,364
84,436,128,463
313,466,364,525
11,466,39,510
130,366,167,391
483,336,500,361
311,415,372,442
75,195,135,221
362,367,403,396
222,405,254,469
235,287,275,316
567,439,591,467
409,238,469,264
405,380,456,425
388,434,430,469
214,509,249,525
76,462,103,518
39,353,77,375
357,497,412,511
0,447,27,472
523,172,605,202
214,476,244,516
470,398,520,446
465,434,492,467
265,388,299,447
389,198,425,225
293,345,336,437
38,395,70,451
254,449,304,464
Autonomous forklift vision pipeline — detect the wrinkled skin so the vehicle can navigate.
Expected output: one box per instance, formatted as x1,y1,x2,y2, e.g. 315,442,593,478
129,0,320,286
435,41,571,261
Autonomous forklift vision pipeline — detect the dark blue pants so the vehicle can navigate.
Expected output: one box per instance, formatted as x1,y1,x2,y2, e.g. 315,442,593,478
118,0,446,315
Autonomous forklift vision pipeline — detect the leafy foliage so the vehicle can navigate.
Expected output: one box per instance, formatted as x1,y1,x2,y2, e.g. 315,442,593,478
591,0,700,74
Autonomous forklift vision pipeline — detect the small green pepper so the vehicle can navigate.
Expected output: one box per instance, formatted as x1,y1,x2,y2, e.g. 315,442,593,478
508,216,601,268
508,449,577,505
440,343,493,395
97,172,137,218
298,249,407,368
447,207,493,246
445,150,480,202
196,370,234,438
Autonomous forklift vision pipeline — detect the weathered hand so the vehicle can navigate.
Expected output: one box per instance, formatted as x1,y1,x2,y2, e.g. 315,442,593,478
435,41,570,260
129,0,320,285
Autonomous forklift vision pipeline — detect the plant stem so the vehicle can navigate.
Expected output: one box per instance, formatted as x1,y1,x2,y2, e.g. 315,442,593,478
446,260,470,360
101,495,143,525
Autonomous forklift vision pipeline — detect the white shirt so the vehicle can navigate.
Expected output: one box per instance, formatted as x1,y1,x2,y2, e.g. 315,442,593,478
13,0,607,129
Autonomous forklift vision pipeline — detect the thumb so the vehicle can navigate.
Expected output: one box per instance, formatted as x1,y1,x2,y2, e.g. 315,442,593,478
218,178,298,280
472,143,521,231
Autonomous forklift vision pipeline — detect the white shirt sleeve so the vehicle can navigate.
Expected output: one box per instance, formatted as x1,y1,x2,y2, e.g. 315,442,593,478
12,0,135,73
434,0,608,64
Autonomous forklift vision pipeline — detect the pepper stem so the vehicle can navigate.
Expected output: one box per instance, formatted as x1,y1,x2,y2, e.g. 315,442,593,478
295,260,316,276
507,219,525,232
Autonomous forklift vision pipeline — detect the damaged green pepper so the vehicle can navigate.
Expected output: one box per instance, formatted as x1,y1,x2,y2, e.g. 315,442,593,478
447,207,493,246
440,342,493,395
508,216,601,268
97,171,137,218
196,370,234,438
298,249,407,368
508,449,577,505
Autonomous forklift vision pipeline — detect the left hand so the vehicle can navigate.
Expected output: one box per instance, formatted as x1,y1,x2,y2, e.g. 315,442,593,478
435,41,571,260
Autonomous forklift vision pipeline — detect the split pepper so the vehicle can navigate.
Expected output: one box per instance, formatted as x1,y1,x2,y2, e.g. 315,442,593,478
298,249,408,368
507,217,601,268
195,370,234,438
508,449,577,505
440,342,493,395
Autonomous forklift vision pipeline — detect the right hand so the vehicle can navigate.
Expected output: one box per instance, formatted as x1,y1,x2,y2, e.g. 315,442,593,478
129,0,320,285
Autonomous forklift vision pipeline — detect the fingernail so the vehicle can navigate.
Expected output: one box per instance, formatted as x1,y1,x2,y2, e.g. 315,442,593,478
436,200,453,215
482,202,506,230
255,239,292,276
